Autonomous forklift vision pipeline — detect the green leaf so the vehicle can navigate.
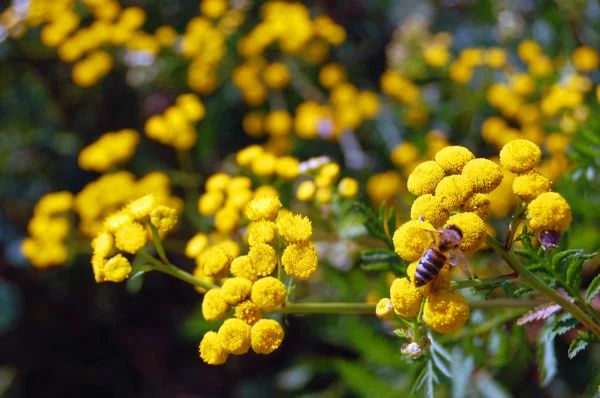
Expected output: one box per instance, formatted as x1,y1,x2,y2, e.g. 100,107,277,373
360,262,392,272
566,259,584,288
360,248,398,262
364,221,386,241
586,273,600,304
567,337,588,359
412,359,436,398
548,314,578,341
377,202,387,228
451,348,474,398
535,328,557,387
387,206,397,237
333,359,399,398
128,265,154,281
354,202,377,222
551,249,582,271
514,249,537,261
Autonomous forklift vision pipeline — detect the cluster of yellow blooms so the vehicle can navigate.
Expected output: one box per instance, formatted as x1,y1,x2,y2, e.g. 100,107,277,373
78,129,139,172
235,144,300,180
145,94,206,150
295,157,359,204
21,192,74,268
196,196,319,365
91,194,178,283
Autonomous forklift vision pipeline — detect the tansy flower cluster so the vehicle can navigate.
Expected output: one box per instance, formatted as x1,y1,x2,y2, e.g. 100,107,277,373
295,157,360,204
21,192,74,268
235,145,301,180
145,94,206,150
78,129,139,172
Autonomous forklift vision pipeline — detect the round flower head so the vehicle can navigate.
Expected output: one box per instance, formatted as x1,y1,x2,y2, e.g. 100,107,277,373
251,277,287,311
254,185,279,198
245,196,282,221
390,278,423,318
126,194,157,219
230,255,259,282
214,207,240,234
236,145,264,167
199,331,228,365
205,173,230,192
376,298,395,320
275,156,301,180
462,193,491,219
225,188,253,210
34,191,73,216
338,177,359,198
247,221,277,246
92,231,114,258
150,205,178,232
423,289,470,334
445,212,486,254
192,266,215,294
198,191,225,216
410,194,449,228
101,254,132,283
282,242,318,280
201,288,230,321
114,222,147,254
500,139,542,173
393,220,436,261
391,141,420,167
185,233,209,258
461,158,503,193
407,262,452,296
217,318,252,355
435,175,474,211
104,211,133,233
277,212,312,243
251,319,285,355
199,246,232,276
220,277,253,305
248,243,277,276
528,192,572,233
226,176,253,194
407,161,445,196
434,146,475,174
234,300,262,326
512,170,550,202
296,180,317,201
216,239,241,258
251,153,277,177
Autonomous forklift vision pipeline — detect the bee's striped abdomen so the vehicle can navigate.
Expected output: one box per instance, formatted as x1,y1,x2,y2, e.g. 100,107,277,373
414,248,447,287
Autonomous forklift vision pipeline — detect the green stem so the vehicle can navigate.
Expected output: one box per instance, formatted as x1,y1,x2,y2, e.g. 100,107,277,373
154,262,219,291
504,199,527,250
150,224,169,264
137,250,164,267
270,303,375,314
486,234,600,340
439,309,526,343
467,298,548,309
451,273,518,291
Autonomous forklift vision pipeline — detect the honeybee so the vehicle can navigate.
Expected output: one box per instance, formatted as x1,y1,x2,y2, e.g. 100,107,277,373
414,224,473,287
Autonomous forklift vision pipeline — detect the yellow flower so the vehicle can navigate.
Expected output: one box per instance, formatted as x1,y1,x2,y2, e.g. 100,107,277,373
424,43,450,67
248,243,278,277
216,239,241,258
175,93,205,122
296,180,317,201
201,288,230,321
217,318,252,355
422,289,469,334
265,110,292,137
192,266,215,294
434,146,475,174
367,171,403,204
407,161,445,196
34,191,73,215
282,242,318,280
338,177,359,198
234,300,262,325
28,217,70,240
245,196,282,221
485,47,507,68
225,188,253,210
391,141,420,167
390,278,423,318
410,194,449,229
150,205,178,231
277,212,312,243
214,206,240,234
358,91,380,119
512,170,550,202
545,133,570,155
230,255,259,282
199,331,228,365
499,139,542,174
375,298,395,320
247,221,277,246
254,185,279,198
104,211,133,233
251,276,287,311
97,253,131,283
462,193,491,219
263,62,290,89
406,262,452,296
528,192,572,233
185,233,209,258
275,156,301,180
200,0,227,19
319,63,346,88
393,220,435,261
573,46,599,72
461,158,503,193
199,246,232,276
126,194,157,219
226,176,252,194
220,277,253,305
236,145,264,167
242,111,265,138
92,231,114,258
435,175,474,211
518,40,541,63
445,212,486,254
114,222,147,254
205,173,231,191
251,319,284,355
315,187,332,203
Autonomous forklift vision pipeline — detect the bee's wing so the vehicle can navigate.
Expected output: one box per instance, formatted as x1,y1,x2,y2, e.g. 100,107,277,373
448,249,473,279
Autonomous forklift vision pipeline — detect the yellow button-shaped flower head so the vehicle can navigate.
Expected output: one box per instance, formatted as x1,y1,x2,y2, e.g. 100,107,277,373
214,206,240,234
251,319,284,355
499,139,542,173
275,156,301,180
205,173,230,191
528,192,572,233
338,177,359,198
199,331,228,365
406,262,452,296
92,231,114,258
104,211,133,233
248,243,277,276
126,194,157,219
230,255,258,282
236,145,264,167
114,222,147,254
102,254,132,283
192,266,215,294
512,170,550,202
245,196,282,221
282,242,318,280
434,146,475,174
150,205,178,232
410,194,449,228
462,193,491,219
573,46,599,72
198,191,225,216
390,278,423,318
251,277,287,311
247,221,277,246
393,220,435,261
251,152,277,177
423,289,469,334
35,191,73,216
407,161,445,196
201,288,230,321
217,318,251,355
185,233,209,258
435,175,474,211
376,298,395,320
216,239,241,258
391,141,419,167
199,246,232,276
225,188,253,211
461,158,503,193
234,300,262,326
277,212,312,243
220,277,253,305
254,185,279,198
296,180,317,201
445,212,486,254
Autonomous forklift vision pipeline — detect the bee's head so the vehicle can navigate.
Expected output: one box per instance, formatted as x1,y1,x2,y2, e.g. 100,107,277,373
439,225,463,250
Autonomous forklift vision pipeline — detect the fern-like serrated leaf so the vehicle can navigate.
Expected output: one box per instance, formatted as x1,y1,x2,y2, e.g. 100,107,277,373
354,202,377,221
568,338,588,359
551,249,583,271
517,303,562,325
360,262,391,272
548,314,578,341
586,273,600,304
387,206,396,237
566,259,584,288
377,202,387,228
360,248,398,262
413,359,435,398
535,332,557,387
